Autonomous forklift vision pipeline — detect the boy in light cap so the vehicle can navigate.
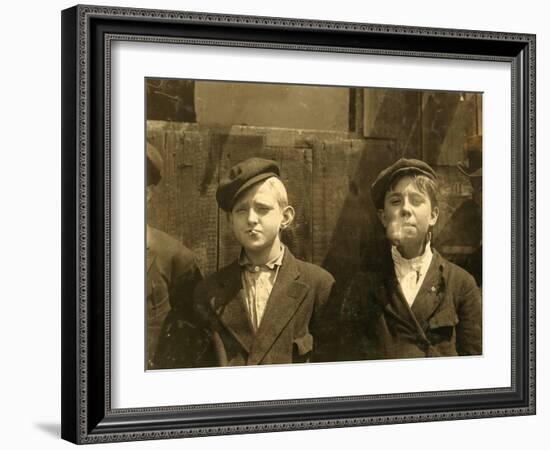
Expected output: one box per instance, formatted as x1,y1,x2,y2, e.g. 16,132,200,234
339,158,482,361
193,157,335,366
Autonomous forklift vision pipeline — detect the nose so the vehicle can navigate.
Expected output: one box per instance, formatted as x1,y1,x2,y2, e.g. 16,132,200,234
246,208,259,225
400,197,412,216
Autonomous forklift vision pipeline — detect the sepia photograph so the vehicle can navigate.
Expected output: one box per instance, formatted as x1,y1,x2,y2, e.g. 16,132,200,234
60,5,536,444
145,79,483,370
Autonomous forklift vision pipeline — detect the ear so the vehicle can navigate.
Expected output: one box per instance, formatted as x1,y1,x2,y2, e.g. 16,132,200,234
429,206,440,227
377,209,388,228
280,205,295,230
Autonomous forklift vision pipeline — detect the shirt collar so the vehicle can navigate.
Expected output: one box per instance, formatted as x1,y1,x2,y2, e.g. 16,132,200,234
391,242,433,279
239,246,285,272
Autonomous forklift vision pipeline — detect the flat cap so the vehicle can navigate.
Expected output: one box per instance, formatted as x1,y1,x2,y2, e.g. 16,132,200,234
216,157,281,212
147,143,164,186
371,158,437,209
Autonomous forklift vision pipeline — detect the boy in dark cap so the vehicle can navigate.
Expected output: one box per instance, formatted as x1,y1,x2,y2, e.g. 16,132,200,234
145,143,206,369
193,157,335,366
339,158,482,361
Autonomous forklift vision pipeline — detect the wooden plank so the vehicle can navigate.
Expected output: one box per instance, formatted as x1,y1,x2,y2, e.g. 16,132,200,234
313,138,398,288
176,129,219,276
160,129,180,238
146,123,168,233
146,122,219,276
363,88,422,158
422,92,479,166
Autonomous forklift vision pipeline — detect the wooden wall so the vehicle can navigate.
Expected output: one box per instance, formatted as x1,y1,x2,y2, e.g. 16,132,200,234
146,87,482,288
147,122,395,285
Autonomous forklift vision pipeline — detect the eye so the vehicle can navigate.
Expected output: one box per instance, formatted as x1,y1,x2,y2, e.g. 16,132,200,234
390,198,401,206
410,195,425,206
255,205,271,213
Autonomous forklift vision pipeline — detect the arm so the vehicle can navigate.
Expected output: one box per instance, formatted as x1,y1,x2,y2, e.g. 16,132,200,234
310,274,337,363
169,251,203,318
456,274,482,356
336,277,365,362
154,254,213,369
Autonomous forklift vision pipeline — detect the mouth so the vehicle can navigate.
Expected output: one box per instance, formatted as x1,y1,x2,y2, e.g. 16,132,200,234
246,230,261,236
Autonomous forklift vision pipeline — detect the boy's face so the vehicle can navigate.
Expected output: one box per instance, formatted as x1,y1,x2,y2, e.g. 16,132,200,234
229,180,293,254
378,175,439,248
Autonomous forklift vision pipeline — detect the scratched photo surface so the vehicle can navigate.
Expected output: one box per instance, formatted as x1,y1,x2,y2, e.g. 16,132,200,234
145,78,483,370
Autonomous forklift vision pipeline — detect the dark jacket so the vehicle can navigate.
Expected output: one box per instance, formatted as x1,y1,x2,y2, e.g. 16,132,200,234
193,247,335,367
146,226,204,369
338,249,482,361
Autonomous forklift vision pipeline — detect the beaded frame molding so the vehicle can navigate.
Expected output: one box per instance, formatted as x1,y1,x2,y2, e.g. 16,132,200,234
61,4,536,444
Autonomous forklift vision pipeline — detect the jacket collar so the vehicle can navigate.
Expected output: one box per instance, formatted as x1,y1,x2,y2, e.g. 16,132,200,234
211,246,309,363
375,248,447,330
391,243,433,281
210,261,255,353
238,245,285,272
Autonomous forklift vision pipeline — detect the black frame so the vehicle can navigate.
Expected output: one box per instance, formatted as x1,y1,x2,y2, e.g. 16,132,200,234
61,4,536,444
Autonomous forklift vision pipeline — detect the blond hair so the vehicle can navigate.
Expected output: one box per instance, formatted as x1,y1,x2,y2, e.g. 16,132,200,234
263,176,289,209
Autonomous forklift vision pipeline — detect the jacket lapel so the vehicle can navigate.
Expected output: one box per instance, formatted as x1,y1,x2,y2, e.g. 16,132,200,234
385,277,420,331
212,262,255,354
372,256,418,331
247,250,309,365
410,251,445,328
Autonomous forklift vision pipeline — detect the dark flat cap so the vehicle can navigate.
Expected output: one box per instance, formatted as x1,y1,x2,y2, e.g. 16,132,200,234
216,157,281,212
147,143,164,186
371,158,437,209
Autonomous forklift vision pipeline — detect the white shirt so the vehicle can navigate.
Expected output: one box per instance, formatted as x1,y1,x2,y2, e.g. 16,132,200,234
238,247,285,331
391,243,433,307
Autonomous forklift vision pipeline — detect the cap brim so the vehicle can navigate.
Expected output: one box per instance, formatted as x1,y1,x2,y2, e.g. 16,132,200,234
388,166,436,185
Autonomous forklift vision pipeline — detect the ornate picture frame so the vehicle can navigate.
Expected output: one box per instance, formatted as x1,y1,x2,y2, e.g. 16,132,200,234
61,4,535,444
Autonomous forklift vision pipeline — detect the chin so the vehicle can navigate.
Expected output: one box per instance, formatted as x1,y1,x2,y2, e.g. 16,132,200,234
240,239,266,250
403,231,419,240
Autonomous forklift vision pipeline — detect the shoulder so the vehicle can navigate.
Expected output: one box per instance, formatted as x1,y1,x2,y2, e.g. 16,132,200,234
293,257,335,286
435,251,478,290
194,261,239,298
149,227,198,267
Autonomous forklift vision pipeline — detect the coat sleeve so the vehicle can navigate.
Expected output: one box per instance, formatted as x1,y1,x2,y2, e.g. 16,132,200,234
310,273,337,363
455,273,482,356
153,254,215,369
334,274,367,362
169,250,203,317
